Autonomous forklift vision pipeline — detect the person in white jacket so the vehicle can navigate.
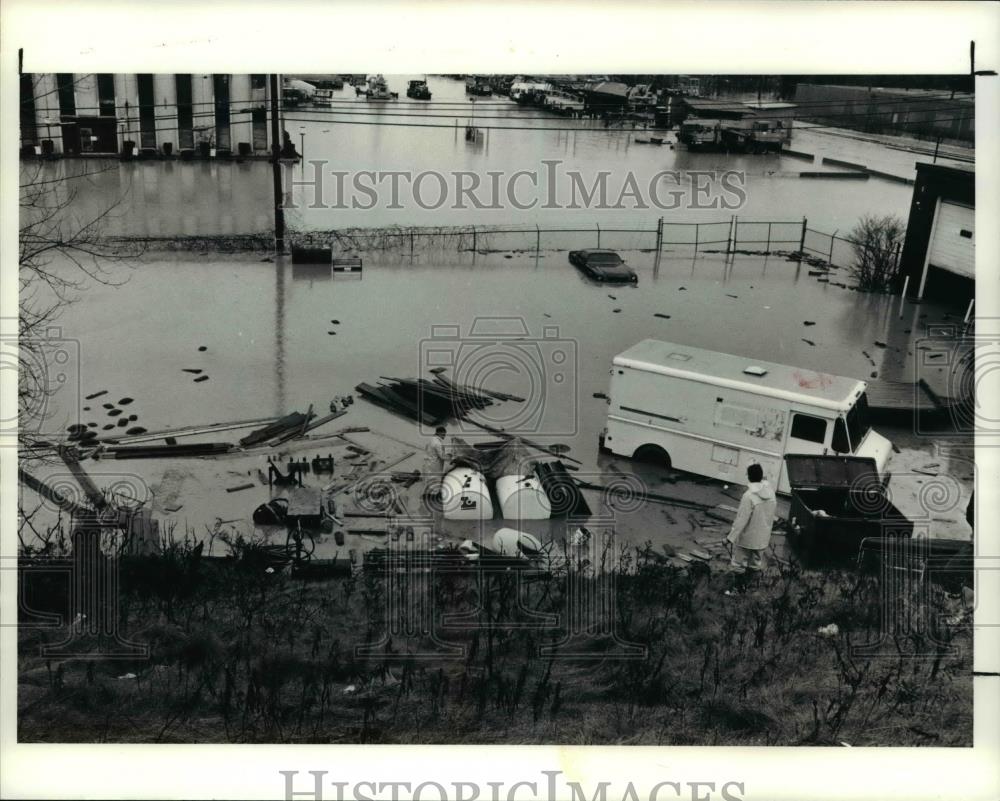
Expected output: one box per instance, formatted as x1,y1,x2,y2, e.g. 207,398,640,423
726,463,778,574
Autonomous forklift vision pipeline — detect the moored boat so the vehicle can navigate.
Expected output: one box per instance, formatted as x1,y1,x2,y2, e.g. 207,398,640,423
406,79,432,100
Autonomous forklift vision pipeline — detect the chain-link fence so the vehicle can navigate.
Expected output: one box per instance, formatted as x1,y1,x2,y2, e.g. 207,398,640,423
103,218,878,274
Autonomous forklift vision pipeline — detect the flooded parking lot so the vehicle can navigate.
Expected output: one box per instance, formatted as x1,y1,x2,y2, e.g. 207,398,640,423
24,245,973,550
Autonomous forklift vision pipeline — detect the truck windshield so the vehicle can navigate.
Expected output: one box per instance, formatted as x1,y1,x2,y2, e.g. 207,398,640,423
831,394,871,454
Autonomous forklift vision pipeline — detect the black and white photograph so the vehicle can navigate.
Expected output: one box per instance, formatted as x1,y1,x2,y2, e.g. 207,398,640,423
2,2,998,800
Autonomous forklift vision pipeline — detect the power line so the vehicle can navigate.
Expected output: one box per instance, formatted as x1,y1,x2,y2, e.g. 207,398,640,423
28,110,979,142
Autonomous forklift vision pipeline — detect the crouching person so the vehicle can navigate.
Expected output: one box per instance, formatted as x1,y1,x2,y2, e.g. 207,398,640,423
726,463,777,589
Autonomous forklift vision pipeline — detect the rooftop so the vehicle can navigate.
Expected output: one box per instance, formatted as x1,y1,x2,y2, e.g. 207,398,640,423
682,98,753,116
614,339,866,410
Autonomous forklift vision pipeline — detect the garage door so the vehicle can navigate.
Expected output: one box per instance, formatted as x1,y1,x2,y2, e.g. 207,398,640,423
928,201,974,279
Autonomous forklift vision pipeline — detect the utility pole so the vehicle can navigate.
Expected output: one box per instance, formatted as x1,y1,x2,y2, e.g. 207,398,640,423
269,73,285,253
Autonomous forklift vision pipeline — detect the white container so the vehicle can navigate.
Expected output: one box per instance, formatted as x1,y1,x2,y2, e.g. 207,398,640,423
441,467,494,520
492,527,544,558
495,474,552,520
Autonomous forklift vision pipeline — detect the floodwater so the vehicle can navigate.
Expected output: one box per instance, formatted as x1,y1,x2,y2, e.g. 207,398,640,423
23,245,973,550
19,76,975,548
24,76,922,240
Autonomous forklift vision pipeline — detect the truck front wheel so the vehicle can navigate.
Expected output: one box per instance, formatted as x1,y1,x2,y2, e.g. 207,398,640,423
632,444,671,469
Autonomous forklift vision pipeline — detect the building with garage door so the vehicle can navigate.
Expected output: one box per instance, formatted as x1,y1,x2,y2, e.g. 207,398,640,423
19,73,279,158
898,162,974,304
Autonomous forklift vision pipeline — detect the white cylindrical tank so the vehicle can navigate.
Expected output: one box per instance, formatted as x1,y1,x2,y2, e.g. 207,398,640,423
493,527,544,558
495,474,552,520
441,468,494,520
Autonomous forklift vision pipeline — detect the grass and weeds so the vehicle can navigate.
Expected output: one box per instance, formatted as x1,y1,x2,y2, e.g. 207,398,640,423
17,536,973,745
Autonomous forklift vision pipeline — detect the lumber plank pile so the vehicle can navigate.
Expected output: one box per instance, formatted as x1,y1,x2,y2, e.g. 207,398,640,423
355,374,522,425
239,411,314,447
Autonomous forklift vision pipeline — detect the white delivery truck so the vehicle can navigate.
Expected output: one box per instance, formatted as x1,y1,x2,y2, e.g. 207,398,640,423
599,339,893,494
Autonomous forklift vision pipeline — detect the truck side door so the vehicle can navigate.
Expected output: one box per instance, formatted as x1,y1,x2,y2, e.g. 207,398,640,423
778,409,833,490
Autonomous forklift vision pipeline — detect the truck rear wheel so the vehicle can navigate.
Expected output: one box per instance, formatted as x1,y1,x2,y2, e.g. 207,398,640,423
632,444,671,469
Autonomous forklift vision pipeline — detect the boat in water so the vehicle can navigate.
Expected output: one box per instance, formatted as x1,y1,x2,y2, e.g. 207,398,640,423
360,74,398,101
406,79,432,100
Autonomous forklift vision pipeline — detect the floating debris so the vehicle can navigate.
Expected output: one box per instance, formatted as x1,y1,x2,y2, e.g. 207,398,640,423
726,294,739,299
654,313,671,319
108,408,123,417
593,392,608,400
118,397,134,405
83,406,91,411
612,308,621,313
85,390,108,400
331,319,340,324
802,339,815,346
328,331,337,335
194,375,210,382
182,368,202,374
874,341,887,348
678,286,687,291
608,294,617,300
803,321,816,326
102,424,115,431
117,418,129,427
198,346,207,352
103,403,114,409
126,427,147,435
128,414,138,422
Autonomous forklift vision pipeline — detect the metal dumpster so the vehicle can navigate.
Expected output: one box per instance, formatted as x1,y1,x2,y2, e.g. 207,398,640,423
784,454,913,565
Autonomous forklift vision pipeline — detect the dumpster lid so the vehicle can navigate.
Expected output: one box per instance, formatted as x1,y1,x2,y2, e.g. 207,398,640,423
784,454,879,489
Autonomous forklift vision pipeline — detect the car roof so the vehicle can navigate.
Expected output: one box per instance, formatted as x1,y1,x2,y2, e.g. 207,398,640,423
580,250,622,257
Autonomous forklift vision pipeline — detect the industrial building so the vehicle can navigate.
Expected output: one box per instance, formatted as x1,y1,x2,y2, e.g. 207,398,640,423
19,73,281,158
792,84,974,143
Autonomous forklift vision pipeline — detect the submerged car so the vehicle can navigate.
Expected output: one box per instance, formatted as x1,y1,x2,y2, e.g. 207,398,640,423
568,250,638,283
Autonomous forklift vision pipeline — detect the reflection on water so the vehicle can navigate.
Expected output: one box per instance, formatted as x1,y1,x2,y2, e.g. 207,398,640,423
42,247,960,458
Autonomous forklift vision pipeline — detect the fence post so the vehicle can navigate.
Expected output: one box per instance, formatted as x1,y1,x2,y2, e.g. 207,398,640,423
765,222,771,252
472,225,477,253
899,275,910,317
655,217,663,252
799,217,807,252
596,223,601,248
410,230,414,258
828,229,837,264
694,222,699,253
535,224,540,254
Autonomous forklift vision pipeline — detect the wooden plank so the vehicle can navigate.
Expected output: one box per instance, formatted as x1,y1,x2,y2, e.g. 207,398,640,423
324,450,417,495
460,418,583,465
96,415,280,445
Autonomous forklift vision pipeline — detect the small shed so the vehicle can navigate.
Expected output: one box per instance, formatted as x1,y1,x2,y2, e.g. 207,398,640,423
742,101,796,142
898,162,974,305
